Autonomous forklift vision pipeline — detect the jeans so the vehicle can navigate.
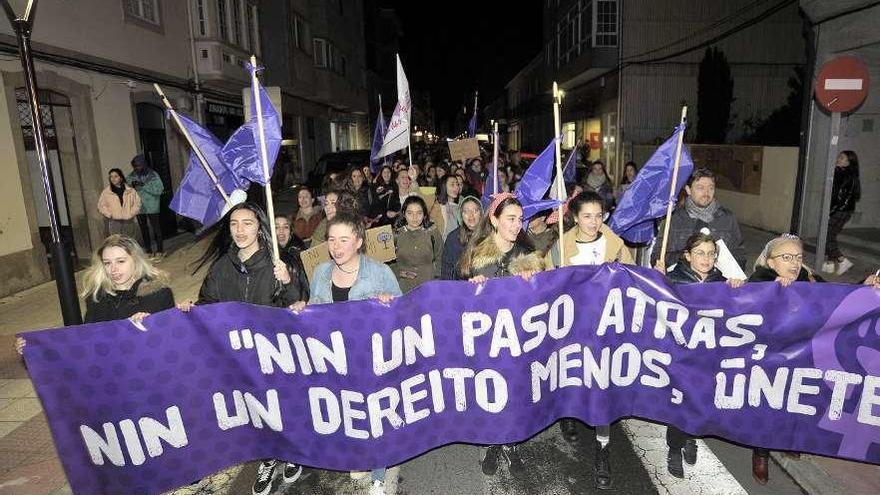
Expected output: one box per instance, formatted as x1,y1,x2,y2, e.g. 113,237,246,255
137,213,164,254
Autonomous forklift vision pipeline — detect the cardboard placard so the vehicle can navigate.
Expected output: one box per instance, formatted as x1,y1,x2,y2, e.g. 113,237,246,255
300,224,397,281
448,138,481,162
365,224,396,263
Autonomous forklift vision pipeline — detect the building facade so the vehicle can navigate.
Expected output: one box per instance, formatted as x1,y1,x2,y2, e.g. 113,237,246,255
260,0,370,183
0,0,260,297
507,0,806,181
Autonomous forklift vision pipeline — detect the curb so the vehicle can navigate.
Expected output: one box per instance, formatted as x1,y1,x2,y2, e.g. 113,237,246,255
771,452,838,495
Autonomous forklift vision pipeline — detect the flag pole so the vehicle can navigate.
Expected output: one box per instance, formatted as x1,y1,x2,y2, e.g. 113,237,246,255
553,82,566,266
657,105,689,268
249,55,280,261
492,120,499,195
154,83,232,206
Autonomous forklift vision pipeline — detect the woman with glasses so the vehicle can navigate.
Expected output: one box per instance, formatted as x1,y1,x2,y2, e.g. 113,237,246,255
747,234,821,484
663,232,744,479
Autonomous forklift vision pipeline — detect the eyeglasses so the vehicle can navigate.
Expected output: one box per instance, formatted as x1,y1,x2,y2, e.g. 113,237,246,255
770,253,803,263
689,250,717,259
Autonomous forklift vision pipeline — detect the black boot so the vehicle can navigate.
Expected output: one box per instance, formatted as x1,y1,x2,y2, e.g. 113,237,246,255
482,445,501,476
683,438,697,465
594,441,612,490
505,445,526,475
560,418,579,443
667,448,684,478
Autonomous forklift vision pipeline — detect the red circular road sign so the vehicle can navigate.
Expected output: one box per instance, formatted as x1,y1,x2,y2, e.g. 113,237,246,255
815,56,870,113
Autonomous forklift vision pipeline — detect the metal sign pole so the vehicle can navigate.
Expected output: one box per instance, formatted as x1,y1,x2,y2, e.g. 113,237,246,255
815,111,841,269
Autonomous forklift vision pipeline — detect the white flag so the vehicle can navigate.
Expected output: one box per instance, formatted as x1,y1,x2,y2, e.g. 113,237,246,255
376,54,411,158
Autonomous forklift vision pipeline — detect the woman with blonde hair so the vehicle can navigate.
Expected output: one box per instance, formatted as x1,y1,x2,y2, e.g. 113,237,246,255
16,234,173,354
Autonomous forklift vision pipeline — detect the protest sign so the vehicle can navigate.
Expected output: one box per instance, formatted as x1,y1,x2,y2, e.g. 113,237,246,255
21,264,880,495
448,138,480,162
364,225,395,263
299,242,331,282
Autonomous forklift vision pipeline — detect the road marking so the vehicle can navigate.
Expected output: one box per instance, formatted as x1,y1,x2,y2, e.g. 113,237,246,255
824,79,863,90
621,419,747,495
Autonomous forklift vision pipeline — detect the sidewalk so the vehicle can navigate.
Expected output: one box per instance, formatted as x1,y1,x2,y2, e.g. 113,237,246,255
0,227,877,494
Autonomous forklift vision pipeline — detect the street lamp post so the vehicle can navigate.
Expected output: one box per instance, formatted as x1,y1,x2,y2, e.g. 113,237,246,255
2,0,82,325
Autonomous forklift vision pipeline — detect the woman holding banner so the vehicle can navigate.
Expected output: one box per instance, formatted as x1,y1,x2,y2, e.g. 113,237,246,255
290,212,401,495
394,196,443,293
664,232,744,479
16,234,174,355
186,202,306,495
548,191,633,490
458,193,547,476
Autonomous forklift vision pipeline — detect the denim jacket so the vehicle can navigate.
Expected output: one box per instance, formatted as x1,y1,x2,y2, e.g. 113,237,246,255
309,254,402,303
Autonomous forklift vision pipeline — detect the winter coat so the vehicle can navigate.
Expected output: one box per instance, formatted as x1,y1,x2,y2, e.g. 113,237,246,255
309,254,402,304
527,228,558,258
748,265,822,284
461,236,548,279
653,205,744,268
97,185,141,220
279,242,310,302
667,262,727,285
293,209,324,243
441,226,467,280
551,224,634,267
429,201,461,241
197,246,302,307
126,168,163,214
830,166,860,214
84,276,174,324
394,225,443,293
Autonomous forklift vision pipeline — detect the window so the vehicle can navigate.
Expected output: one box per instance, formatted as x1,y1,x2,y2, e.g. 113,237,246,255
292,15,306,50
593,0,617,47
580,0,593,49
200,49,209,58
124,0,160,25
245,4,254,51
217,0,228,41
231,0,242,46
557,4,580,66
313,38,327,67
327,43,336,71
196,0,207,36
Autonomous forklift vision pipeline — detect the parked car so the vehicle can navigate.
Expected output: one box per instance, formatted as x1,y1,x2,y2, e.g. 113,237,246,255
307,150,371,191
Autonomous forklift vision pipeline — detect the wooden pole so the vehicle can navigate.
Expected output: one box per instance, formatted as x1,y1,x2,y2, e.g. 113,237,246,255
657,106,689,268
553,82,566,266
492,120,499,195
154,83,231,205
249,55,280,261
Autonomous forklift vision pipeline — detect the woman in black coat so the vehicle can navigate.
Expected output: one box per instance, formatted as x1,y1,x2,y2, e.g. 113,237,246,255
822,150,861,275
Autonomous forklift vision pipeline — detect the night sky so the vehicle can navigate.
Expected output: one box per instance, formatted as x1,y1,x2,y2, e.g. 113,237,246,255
386,1,544,135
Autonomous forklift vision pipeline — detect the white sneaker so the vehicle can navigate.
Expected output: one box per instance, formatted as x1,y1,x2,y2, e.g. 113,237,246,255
369,480,386,495
821,261,836,273
836,257,854,275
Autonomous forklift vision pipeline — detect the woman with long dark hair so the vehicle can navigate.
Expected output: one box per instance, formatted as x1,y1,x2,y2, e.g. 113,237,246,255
187,202,306,494
97,168,141,238
614,161,639,203
441,196,482,279
429,174,463,241
292,186,323,244
394,196,443,293
822,150,861,275
582,160,615,212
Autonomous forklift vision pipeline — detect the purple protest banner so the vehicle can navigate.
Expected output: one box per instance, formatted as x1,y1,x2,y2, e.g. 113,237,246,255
21,264,880,494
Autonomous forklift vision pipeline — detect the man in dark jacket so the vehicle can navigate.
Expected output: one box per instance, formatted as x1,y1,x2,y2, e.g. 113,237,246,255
653,168,744,268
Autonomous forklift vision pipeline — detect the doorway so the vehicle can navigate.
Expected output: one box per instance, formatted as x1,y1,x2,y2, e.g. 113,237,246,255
135,102,177,237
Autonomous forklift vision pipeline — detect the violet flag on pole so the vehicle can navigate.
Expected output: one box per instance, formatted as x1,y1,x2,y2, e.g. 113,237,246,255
549,144,579,200
221,63,282,186
608,123,694,243
510,137,563,220
169,113,247,229
369,105,387,173
375,54,411,158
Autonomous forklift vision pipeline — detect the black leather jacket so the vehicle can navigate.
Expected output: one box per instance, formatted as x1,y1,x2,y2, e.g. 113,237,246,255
831,166,860,214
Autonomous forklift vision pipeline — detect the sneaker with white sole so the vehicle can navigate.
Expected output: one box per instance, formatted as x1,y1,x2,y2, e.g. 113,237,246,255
369,479,386,495
821,261,836,273
836,257,854,275
252,460,278,495
282,462,302,484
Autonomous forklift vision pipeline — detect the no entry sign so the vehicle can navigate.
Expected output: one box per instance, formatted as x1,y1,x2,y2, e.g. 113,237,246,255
815,56,870,113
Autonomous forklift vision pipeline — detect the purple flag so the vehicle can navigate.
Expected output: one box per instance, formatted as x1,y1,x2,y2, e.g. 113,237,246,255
514,137,563,219
169,113,246,229
21,265,880,495
221,64,281,186
369,107,387,173
563,145,577,185
608,124,694,243
467,111,477,138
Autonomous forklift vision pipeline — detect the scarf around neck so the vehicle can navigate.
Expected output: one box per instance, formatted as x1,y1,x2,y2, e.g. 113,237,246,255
110,183,126,205
685,196,719,223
